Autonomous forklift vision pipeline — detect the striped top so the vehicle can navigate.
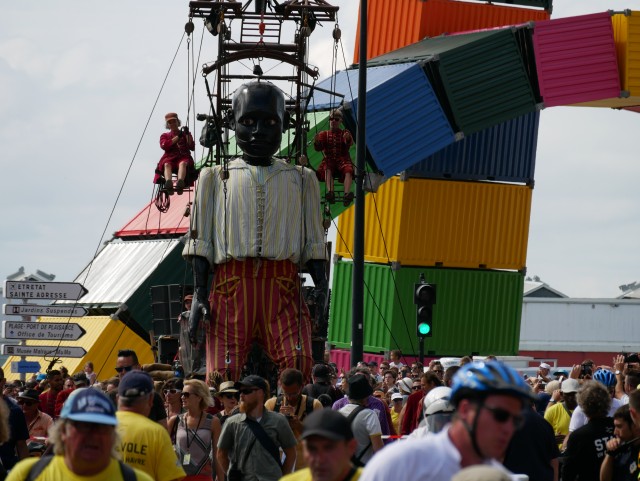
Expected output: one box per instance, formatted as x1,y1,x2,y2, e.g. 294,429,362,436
183,158,326,266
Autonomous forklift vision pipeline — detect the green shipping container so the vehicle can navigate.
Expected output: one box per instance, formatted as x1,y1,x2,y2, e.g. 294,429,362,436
328,260,523,356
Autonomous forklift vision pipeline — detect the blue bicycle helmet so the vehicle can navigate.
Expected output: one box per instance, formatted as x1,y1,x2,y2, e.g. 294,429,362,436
451,360,535,406
593,368,617,387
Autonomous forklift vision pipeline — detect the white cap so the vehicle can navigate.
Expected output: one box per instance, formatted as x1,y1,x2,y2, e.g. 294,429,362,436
391,393,403,401
539,362,551,370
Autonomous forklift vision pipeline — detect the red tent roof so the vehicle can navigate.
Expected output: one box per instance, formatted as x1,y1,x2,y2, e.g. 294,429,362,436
115,193,192,238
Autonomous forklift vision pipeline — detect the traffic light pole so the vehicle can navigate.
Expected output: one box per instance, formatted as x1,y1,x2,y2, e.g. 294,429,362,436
419,336,425,364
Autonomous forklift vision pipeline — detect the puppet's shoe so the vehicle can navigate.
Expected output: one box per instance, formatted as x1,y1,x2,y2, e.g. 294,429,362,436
343,192,354,206
325,191,335,204
176,179,185,195
163,179,174,195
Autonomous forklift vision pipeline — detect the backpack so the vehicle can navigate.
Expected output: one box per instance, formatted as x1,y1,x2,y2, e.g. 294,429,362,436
26,455,137,481
346,405,373,467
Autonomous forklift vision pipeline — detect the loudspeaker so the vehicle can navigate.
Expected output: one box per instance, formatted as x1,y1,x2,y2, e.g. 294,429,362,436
157,336,179,364
150,284,193,336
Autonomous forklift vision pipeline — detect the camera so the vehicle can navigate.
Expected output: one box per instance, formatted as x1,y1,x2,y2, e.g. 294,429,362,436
581,365,592,376
178,126,189,137
625,353,640,364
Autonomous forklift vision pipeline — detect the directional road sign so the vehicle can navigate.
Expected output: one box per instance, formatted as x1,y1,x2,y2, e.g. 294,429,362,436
3,304,88,318
2,321,87,341
11,361,41,374
3,280,88,301
2,344,87,358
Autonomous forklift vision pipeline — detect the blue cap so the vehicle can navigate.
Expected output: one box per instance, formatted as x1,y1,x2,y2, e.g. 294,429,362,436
36,373,47,381
60,388,117,426
118,371,154,399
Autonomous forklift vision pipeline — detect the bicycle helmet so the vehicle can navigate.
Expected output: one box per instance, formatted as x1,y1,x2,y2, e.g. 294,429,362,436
450,360,535,406
418,386,454,433
593,369,616,387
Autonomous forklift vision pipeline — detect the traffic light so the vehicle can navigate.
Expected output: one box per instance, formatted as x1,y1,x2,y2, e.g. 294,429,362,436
414,282,436,338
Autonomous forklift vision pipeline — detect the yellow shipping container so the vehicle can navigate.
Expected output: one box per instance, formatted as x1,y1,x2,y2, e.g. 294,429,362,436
574,10,640,108
336,177,532,271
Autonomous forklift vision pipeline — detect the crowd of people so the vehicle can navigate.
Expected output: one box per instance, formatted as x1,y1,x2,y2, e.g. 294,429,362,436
0,350,639,481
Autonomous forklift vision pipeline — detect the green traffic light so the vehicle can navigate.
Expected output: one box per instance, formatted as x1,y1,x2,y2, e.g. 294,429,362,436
418,322,431,336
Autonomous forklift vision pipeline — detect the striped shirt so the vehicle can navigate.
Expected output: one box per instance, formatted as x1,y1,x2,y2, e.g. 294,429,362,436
183,158,326,265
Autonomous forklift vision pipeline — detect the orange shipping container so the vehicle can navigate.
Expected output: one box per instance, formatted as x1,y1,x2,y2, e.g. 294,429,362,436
353,0,550,62
336,177,532,271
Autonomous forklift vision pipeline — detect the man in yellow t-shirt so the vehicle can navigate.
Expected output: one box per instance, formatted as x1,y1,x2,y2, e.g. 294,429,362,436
544,378,580,447
116,371,186,481
7,388,153,481
280,409,362,481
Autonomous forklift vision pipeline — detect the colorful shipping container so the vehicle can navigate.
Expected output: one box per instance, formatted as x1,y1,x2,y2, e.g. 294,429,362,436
371,29,539,135
404,111,540,184
328,260,524,356
533,12,621,107
573,10,640,108
336,177,532,271
353,0,550,62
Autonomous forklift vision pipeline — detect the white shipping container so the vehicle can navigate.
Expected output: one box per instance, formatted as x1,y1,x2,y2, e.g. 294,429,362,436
520,298,640,353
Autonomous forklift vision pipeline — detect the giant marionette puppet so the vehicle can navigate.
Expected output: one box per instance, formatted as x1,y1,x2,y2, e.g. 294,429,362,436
182,81,328,380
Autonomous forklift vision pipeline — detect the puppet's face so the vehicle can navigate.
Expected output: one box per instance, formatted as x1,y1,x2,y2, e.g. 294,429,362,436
233,83,286,162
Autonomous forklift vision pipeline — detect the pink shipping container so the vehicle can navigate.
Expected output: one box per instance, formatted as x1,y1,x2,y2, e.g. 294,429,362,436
533,12,621,107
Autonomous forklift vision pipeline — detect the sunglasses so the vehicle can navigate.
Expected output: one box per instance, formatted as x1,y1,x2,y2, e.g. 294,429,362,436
18,400,36,406
239,388,259,395
180,392,198,399
329,116,342,121
221,393,239,399
412,386,422,391
483,406,524,429
163,389,182,395
115,365,134,374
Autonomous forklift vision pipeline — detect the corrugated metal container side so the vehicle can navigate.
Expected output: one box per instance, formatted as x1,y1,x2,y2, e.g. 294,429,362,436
613,11,640,97
404,111,539,184
353,0,425,63
533,12,621,107
434,29,539,134
572,11,640,108
328,261,523,356
1,316,155,381
344,63,456,176
116,195,192,238
336,177,532,270
353,0,550,62
420,0,549,39
59,239,192,334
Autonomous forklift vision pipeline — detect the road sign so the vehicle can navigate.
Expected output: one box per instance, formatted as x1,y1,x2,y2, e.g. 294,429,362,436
2,345,87,358
2,321,86,341
11,361,41,374
3,280,88,301
3,304,88,318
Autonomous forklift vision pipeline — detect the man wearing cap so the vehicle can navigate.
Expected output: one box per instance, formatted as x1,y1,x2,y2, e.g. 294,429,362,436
538,363,552,383
116,371,186,481
544,378,580,447
218,375,297,481
155,112,195,195
183,81,327,382
280,409,362,481
359,360,533,481
115,349,168,429
338,374,383,466
266,369,322,470
18,389,53,440
7,388,154,481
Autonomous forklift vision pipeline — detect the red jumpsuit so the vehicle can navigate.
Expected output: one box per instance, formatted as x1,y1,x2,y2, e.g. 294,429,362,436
153,131,195,183
313,128,354,183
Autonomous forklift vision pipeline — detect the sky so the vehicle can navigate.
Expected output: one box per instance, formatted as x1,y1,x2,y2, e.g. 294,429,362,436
1,0,640,300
